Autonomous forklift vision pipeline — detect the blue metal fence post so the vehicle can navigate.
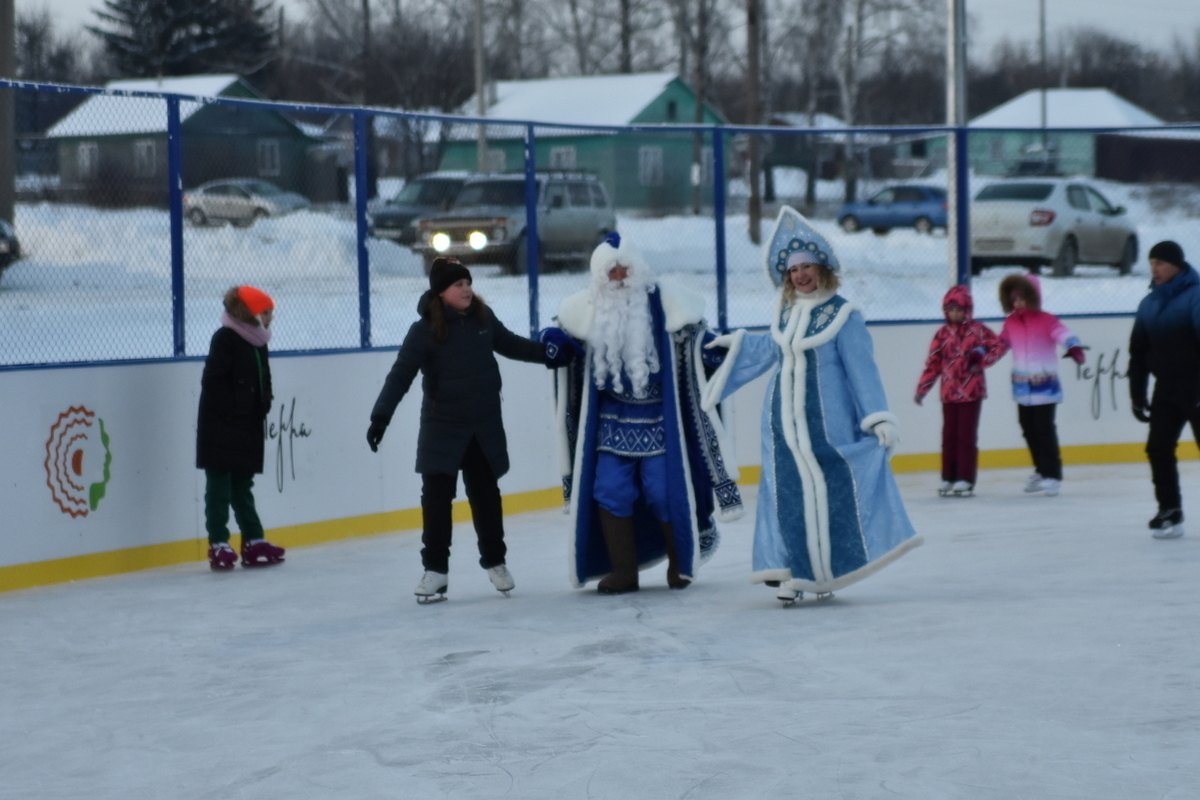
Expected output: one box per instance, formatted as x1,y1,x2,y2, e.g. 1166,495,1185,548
712,127,728,332
955,126,971,285
354,110,372,348
166,96,185,356
524,124,540,336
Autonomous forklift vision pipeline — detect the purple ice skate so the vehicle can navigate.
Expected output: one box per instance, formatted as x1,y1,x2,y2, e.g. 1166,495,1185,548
241,538,285,567
208,543,238,571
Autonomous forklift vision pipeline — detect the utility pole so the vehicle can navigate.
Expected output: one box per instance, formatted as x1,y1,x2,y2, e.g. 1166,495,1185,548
945,0,967,287
361,0,377,199
691,0,708,215
475,0,488,172
0,0,15,228
746,0,761,244
1039,0,1048,150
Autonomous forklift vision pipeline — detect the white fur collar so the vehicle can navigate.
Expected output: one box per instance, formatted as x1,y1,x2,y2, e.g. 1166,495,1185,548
556,278,705,340
770,289,854,352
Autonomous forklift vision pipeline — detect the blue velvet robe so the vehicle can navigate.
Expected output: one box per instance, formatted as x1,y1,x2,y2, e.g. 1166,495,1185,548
704,290,921,593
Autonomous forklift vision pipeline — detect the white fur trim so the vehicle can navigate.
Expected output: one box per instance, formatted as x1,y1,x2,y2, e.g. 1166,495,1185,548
717,504,745,523
776,536,923,594
590,236,650,279
556,290,594,340
554,366,575,478
859,411,899,434
656,277,706,332
690,331,739,483
700,328,746,412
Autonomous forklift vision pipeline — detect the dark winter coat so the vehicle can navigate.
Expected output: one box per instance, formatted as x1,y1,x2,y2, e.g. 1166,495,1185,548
1129,262,1200,405
371,294,546,476
196,326,273,474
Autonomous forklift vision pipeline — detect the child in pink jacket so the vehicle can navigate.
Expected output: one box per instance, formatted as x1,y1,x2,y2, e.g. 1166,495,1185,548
915,285,1007,497
998,273,1086,496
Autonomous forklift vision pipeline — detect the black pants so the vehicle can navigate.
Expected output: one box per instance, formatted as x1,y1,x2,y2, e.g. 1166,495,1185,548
1017,403,1062,481
1146,395,1200,511
204,469,264,545
420,436,506,574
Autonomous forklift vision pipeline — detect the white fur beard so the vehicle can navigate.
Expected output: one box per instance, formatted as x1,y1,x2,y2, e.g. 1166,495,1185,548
588,282,659,397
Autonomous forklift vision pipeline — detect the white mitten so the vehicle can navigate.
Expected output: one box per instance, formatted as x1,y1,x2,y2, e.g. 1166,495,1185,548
705,333,736,350
873,420,899,449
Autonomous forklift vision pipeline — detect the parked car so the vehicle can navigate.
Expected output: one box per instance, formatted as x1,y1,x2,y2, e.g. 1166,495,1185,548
412,172,617,275
970,179,1137,276
0,219,20,281
838,185,947,235
368,173,467,244
183,179,310,228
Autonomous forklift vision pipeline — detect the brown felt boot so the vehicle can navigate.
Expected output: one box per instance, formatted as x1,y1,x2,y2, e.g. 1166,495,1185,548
660,521,691,589
596,509,640,595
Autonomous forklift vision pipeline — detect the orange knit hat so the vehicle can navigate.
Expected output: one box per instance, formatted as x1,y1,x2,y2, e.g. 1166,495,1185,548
237,286,274,316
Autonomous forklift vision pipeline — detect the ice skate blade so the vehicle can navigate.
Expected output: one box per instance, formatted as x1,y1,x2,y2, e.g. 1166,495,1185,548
779,599,796,608
416,593,448,604
952,491,974,498
498,590,511,598
1152,526,1183,540
209,564,236,572
816,592,834,601
242,558,284,568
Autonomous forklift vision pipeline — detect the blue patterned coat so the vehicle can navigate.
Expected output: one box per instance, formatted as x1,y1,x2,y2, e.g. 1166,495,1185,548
555,280,744,588
703,290,921,593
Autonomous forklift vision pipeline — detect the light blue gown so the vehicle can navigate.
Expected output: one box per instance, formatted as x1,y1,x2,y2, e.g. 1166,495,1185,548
704,290,921,593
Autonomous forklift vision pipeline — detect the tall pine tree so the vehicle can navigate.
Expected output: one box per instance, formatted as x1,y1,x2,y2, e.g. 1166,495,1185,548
89,0,275,78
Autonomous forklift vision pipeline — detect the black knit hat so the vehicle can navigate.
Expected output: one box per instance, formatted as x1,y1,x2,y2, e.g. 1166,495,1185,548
429,257,471,295
1149,240,1186,269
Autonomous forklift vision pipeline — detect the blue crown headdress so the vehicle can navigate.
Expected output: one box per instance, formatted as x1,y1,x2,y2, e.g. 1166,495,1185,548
764,205,841,288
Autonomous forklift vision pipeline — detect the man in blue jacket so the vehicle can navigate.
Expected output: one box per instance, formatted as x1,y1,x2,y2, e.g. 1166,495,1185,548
1129,241,1200,539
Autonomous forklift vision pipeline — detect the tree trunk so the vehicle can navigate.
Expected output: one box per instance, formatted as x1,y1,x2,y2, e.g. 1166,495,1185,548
691,0,708,215
746,0,761,243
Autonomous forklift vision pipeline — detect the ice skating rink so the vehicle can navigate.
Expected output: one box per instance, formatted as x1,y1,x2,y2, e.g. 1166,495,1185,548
4,462,1199,800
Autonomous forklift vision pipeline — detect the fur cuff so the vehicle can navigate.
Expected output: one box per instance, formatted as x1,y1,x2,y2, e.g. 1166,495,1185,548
700,328,746,412
859,411,898,434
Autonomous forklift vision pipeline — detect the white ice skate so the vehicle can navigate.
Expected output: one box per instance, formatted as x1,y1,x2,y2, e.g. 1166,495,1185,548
414,571,448,604
487,564,515,595
816,592,835,601
1150,508,1184,539
776,582,802,607
937,480,954,497
1039,478,1060,497
1023,472,1044,493
951,480,974,498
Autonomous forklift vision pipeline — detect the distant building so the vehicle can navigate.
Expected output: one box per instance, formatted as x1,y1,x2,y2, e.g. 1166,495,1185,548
46,75,321,207
436,72,728,211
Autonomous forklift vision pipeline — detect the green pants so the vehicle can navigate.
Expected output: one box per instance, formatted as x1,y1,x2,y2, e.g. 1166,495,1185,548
204,469,265,545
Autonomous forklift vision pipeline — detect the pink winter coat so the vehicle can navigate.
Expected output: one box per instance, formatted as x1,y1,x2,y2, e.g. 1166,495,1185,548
916,285,1007,404
998,274,1083,405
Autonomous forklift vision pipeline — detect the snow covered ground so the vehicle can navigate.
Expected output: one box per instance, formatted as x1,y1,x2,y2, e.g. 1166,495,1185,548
2,176,1196,365
3,462,1199,799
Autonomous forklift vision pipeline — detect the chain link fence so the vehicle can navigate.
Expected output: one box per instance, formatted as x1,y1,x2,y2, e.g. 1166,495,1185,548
3,78,1200,367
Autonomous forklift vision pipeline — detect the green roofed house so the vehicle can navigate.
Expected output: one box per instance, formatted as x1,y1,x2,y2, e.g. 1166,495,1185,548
46,74,320,207
437,72,728,211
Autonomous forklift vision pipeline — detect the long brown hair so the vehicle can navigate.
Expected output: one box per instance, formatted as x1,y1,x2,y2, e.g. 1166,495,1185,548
427,291,490,343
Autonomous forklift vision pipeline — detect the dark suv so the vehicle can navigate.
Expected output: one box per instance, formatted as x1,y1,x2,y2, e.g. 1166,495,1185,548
412,172,616,274
368,172,467,244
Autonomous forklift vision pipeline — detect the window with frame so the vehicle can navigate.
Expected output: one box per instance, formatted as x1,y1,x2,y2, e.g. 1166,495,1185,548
638,146,663,187
77,142,99,179
1066,185,1090,211
257,139,281,177
550,146,576,169
133,140,156,178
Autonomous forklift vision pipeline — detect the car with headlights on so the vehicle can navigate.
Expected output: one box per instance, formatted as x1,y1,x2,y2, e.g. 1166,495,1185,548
837,184,947,235
412,172,616,275
368,173,467,244
970,179,1137,276
0,218,20,280
183,179,310,228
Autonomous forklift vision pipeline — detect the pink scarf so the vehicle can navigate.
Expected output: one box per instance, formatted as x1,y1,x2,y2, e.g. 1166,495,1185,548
221,312,272,347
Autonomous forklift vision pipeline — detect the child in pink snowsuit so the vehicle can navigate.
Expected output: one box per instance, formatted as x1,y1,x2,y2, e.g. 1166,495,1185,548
915,285,1007,496
998,273,1086,496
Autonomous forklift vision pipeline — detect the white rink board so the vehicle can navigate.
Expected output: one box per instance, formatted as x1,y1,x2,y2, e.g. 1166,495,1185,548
0,314,1143,571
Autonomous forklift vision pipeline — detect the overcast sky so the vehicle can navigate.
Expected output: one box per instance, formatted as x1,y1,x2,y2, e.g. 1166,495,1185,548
16,0,1200,62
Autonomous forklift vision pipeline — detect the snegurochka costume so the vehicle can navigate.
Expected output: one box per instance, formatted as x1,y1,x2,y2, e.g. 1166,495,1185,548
702,207,921,598
552,234,743,590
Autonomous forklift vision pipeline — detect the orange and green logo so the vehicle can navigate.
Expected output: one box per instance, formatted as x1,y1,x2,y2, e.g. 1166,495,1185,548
45,406,112,518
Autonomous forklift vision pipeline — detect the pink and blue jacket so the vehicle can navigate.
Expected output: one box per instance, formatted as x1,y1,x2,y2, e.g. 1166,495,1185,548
999,276,1081,406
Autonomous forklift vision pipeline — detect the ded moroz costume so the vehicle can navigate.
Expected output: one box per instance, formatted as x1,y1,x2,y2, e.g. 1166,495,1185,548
702,207,921,602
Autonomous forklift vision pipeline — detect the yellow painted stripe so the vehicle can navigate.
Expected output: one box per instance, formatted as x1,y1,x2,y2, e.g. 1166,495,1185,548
2,445,1190,594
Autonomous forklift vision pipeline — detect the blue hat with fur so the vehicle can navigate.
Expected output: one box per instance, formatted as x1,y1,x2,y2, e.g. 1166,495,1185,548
765,206,841,288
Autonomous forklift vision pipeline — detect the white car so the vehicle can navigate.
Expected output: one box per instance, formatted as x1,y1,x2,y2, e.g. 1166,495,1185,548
183,179,310,228
970,179,1137,276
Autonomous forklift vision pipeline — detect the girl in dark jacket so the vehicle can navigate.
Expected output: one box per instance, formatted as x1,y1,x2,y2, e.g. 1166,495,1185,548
197,286,286,571
367,258,577,602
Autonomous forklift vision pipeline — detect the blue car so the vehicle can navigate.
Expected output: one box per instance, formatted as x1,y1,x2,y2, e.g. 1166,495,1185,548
837,185,947,235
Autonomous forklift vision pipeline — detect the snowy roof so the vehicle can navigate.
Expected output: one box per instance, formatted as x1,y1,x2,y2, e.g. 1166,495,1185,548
47,74,248,138
970,88,1164,129
771,112,847,129
459,72,683,128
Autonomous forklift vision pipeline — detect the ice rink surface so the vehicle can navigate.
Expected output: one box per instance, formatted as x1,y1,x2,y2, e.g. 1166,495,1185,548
4,463,1200,799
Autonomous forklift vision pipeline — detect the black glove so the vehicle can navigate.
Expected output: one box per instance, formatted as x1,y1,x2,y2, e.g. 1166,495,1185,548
1132,401,1150,424
366,420,388,452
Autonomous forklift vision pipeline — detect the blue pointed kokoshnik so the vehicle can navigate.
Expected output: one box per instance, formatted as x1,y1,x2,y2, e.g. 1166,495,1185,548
765,205,841,287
